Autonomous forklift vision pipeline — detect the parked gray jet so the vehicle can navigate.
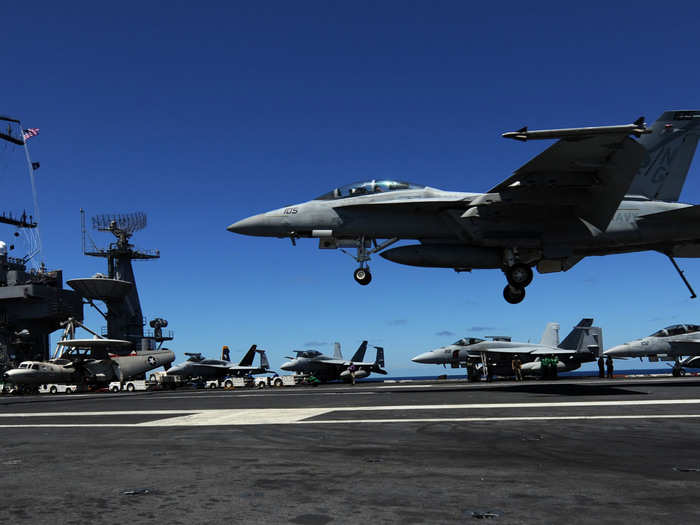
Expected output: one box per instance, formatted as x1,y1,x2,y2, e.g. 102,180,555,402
604,324,700,376
166,345,270,380
280,341,387,382
229,111,700,303
413,319,601,380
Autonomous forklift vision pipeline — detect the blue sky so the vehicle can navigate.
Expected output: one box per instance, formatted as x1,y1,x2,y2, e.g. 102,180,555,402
3,1,700,375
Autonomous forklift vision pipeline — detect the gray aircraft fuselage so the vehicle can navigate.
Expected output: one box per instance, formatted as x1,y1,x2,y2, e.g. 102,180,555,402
166,359,268,380
280,350,385,382
605,324,700,359
229,190,697,258
3,349,175,386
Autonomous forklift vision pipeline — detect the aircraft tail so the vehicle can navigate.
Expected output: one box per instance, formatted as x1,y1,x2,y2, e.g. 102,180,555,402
539,323,560,347
350,341,368,362
374,346,385,368
221,346,230,361
333,342,343,359
238,345,257,366
256,350,270,370
628,110,700,201
558,319,602,356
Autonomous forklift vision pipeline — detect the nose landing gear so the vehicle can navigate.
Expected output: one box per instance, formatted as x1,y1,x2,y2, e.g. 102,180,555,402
339,237,399,286
353,267,372,285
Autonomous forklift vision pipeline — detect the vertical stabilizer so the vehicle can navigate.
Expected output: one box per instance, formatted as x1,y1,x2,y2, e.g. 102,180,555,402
559,319,598,353
539,323,560,347
628,110,700,201
256,349,270,370
374,346,385,368
238,344,257,366
350,340,368,362
333,342,342,359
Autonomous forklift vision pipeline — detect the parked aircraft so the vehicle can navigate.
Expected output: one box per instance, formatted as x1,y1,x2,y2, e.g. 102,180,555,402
413,319,601,380
229,111,700,303
3,338,174,393
604,324,700,376
280,341,387,382
166,345,270,380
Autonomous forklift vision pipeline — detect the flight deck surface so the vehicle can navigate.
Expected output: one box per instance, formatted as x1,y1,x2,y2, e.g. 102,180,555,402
1,376,699,524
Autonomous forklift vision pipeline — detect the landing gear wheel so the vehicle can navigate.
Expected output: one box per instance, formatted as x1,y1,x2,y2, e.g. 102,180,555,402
506,263,533,287
672,365,685,377
353,268,372,285
503,284,526,304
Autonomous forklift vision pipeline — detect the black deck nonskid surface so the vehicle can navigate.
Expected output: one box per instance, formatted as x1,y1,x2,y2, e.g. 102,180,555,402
1,376,699,524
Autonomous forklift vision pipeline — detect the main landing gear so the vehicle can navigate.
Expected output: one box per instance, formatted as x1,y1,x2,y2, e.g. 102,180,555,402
672,359,687,377
502,261,534,305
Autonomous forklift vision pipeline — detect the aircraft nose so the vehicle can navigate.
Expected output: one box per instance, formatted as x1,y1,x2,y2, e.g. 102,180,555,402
412,352,437,364
280,361,294,371
227,213,282,236
604,344,631,357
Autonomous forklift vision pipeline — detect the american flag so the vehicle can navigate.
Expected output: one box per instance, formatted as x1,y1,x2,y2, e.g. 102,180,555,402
22,128,39,141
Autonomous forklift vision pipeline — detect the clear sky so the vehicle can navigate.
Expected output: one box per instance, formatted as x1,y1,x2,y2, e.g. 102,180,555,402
3,1,700,376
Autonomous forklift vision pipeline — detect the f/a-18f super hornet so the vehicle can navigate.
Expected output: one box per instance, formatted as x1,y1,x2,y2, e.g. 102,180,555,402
280,341,387,382
229,111,700,303
166,344,270,381
412,319,602,380
604,324,700,377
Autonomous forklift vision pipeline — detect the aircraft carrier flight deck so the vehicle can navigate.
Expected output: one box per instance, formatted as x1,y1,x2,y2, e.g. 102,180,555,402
2,375,700,524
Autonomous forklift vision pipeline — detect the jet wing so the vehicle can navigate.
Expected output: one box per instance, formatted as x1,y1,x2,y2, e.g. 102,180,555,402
487,133,647,231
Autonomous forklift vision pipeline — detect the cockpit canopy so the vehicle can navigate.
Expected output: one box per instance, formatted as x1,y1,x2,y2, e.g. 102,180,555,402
452,337,485,346
649,324,700,338
294,350,322,358
315,180,425,200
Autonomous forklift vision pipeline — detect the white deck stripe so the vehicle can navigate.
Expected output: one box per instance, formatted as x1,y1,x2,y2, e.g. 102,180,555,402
0,414,700,428
5,397,700,419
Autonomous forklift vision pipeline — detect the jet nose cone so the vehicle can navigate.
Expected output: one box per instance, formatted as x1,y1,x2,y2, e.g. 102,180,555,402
603,345,626,357
280,362,294,371
412,352,436,364
227,213,278,236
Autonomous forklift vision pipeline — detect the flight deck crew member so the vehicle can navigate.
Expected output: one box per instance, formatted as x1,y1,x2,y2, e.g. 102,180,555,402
606,355,614,378
512,356,523,381
598,356,605,378
348,363,357,385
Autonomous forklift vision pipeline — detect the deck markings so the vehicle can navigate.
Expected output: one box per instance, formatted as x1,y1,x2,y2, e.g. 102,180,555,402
3,398,700,427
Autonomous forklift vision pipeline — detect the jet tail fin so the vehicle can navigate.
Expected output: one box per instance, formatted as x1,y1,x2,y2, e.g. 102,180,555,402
333,342,343,359
374,346,385,368
350,341,368,362
628,110,700,201
238,345,257,366
559,319,602,356
256,350,270,370
539,323,560,347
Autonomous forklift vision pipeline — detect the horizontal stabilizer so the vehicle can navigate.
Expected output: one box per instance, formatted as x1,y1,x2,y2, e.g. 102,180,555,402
640,205,700,223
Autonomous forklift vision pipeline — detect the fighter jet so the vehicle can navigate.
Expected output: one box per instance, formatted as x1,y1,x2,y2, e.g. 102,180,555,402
228,111,700,303
412,319,602,380
166,344,270,380
3,338,174,393
604,324,700,377
280,341,387,382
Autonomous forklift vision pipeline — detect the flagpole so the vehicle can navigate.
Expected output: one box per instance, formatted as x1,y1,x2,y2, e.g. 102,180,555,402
21,124,42,264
